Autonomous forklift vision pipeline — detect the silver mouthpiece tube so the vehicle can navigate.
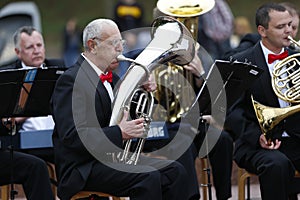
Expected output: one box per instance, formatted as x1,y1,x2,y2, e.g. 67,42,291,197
117,54,136,63
117,55,150,76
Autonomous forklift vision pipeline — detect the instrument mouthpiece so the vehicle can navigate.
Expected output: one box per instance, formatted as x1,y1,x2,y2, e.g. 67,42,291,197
288,35,300,48
117,55,150,77
117,55,135,63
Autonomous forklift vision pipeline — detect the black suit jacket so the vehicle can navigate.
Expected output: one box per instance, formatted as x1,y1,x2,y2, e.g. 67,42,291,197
228,42,300,164
51,55,122,200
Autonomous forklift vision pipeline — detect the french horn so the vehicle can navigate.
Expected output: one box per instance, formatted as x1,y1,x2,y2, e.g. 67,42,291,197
110,16,196,165
252,36,300,143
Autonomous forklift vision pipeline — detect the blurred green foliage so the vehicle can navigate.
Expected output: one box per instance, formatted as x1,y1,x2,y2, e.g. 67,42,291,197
0,0,299,57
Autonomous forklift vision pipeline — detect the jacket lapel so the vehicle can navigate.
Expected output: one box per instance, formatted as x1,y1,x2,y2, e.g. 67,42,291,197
79,56,112,117
252,43,280,107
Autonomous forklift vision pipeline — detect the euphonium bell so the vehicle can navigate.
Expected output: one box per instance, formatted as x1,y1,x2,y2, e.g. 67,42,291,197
154,0,215,123
110,17,196,165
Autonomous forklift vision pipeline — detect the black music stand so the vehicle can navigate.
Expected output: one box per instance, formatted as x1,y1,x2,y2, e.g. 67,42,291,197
0,67,66,199
196,59,264,200
196,59,264,113
210,59,263,108
0,69,25,199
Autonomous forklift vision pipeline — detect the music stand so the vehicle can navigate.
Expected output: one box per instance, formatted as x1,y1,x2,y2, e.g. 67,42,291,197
210,59,264,108
196,59,264,200
0,67,66,199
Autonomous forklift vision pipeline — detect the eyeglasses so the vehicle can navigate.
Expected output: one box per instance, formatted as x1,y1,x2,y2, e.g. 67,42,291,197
110,39,126,47
92,37,126,48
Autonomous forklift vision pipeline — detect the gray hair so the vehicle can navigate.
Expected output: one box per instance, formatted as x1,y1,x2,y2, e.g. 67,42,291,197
13,26,43,49
82,18,118,51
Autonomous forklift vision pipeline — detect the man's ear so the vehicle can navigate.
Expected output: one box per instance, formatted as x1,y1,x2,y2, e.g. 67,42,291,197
14,48,19,55
87,39,97,53
14,48,22,59
257,25,267,38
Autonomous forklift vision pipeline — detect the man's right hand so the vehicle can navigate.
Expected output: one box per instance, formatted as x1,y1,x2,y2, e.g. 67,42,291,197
118,110,145,140
259,134,281,149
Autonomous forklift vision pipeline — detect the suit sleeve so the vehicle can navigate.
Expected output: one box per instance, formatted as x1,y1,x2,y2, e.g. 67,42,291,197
51,71,123,155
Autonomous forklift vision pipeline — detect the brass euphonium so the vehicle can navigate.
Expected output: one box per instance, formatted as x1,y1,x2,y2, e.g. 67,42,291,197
252,36,300,142
154,0,215,123
110,17,196,165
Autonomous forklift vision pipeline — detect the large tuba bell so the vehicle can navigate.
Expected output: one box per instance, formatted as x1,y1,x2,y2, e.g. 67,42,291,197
110,17,196,165
154,0,215,123
252,36,300,142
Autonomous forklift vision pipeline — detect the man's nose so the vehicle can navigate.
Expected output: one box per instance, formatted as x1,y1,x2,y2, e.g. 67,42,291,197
115,43,123,52
33,45,42,53
286,24,293,34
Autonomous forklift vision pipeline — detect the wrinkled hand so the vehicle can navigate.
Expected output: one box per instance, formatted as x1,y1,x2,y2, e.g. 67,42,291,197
118,110,146,140
259,134,281,149
142,74,157,92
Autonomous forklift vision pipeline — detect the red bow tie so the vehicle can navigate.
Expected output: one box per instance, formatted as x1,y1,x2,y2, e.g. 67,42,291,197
100,71,113,83
268,50,288,64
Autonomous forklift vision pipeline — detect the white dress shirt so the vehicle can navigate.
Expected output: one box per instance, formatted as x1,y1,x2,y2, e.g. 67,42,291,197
260,42,289,137
82,53,114,102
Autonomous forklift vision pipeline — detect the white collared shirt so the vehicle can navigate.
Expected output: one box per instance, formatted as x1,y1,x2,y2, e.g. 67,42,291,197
21,62,44,69
260,42,290,108
81,53,114,102
260,42,289,137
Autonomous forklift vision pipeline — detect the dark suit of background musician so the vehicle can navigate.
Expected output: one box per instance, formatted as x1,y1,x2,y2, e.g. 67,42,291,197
51,18,190,200
227,3,300,199
0,27,65,163
0,26,58,200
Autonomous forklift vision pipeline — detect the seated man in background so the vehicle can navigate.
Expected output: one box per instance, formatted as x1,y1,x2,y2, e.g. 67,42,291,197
1,26,65,163
0,26,64,200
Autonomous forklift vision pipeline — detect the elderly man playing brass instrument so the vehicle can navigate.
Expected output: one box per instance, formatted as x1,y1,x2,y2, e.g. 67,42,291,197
51,18,195,200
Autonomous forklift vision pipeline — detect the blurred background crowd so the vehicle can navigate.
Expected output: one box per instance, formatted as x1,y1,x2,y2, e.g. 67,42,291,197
0,0,299,61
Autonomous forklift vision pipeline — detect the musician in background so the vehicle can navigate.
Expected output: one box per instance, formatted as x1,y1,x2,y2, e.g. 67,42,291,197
1,26,64,132
227,3,300,199
51,18,191,200
1,26,65,163
0,26,57,200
